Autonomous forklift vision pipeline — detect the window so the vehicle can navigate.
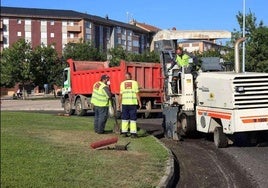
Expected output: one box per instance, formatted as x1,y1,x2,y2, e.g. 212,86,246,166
17,19,21,24
3,24,7,32
86,28,91,34
62,33,67,39
3,19,8,24
68,21,74,26
122,28,126,35
41,21,47,26
86,34,91,40
17,32,21,36
85,21,91,28
3,36,7,44
41,32,47,38
117,38,121,44
133,40,139,47
50,21,54,25
25,32,31,38
117,26,121,33
25,19,31,25
50,33,54,38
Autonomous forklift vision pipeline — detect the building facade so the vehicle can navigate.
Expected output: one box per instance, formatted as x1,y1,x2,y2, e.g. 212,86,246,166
0,6,151,56
178,40,225,53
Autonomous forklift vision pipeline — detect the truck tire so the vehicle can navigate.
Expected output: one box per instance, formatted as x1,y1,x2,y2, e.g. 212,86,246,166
64,98,75,115
214,126,228,148
75,98,86,116
179,114,196,135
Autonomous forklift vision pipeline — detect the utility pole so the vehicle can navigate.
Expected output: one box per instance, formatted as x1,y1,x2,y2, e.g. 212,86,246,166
242,0,246,72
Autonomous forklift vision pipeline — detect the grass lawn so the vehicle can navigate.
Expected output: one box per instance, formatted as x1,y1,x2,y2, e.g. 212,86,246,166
1,111,168,188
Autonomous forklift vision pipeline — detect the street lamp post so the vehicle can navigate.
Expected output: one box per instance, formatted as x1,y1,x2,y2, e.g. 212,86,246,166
242,0,246,72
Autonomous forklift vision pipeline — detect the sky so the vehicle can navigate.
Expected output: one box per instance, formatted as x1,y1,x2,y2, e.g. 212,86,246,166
2,0,268,32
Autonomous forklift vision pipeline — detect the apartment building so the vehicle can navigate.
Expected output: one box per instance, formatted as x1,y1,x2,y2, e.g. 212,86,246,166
0,6,151,56
178,40,226,53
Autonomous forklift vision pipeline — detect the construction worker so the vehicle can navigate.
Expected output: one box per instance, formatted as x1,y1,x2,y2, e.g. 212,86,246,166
118,72,142,138
167,47,190,141
167,46,191,94
91,74,112,134
167,46,190,70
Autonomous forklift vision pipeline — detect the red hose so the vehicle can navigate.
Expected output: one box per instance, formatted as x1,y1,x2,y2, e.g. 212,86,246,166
90,136,118,149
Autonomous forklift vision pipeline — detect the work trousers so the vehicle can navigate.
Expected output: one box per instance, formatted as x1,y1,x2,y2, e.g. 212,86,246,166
93,106,109,134
121,105,137,134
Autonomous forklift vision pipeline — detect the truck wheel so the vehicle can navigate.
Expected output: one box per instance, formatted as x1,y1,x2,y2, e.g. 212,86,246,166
64,98,75,115
180,114,196,135
214,127,228,148
144,100,152,118
75,98,86,116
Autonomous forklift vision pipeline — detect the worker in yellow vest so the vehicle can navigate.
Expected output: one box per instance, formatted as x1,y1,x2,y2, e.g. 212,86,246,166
168,46,190,71
167,47,190,141
118,72,142,138
91,74,112,134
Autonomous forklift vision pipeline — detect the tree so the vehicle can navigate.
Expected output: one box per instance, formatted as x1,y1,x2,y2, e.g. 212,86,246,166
245,26,268,72
63,41,106,61
227,11,268,72
108,47,160,67
1,39,33,88
1,39,66,97
30,44,65,90
108,46,127,66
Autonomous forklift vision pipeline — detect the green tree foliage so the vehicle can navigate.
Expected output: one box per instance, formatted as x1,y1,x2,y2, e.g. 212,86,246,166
228,11,268,72
108,46,160,67
108,46,127,66
1,39,65,92
1,39,32,88
63,41,159,67
125,50,159,63
246,26,268,72
30,44,65,87
63,41,106,61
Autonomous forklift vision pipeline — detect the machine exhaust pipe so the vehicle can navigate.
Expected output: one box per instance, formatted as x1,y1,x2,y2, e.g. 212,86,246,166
234,37,246,73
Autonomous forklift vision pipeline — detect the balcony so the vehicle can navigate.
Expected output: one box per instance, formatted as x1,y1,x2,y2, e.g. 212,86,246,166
67,38,81,43
67,25,82,32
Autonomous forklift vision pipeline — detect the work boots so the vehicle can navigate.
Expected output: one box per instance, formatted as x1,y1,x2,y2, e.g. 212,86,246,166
131,133,138,138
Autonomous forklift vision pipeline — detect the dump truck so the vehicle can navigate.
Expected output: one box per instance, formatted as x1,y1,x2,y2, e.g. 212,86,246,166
161,37,268,147
61,59,163,117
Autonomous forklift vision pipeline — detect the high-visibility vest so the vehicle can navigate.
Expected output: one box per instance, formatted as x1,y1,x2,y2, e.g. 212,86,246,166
91,81,110,107
175,54,190,67
120,80,139,105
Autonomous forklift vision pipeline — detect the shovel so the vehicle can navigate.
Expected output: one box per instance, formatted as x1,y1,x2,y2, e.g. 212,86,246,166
111,98,120,134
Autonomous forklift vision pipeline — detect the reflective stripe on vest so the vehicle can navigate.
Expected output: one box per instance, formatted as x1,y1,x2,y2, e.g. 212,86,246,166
120,80,139,105
91,81,109,107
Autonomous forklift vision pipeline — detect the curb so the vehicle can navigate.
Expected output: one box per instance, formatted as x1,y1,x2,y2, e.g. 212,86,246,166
154,137,175,188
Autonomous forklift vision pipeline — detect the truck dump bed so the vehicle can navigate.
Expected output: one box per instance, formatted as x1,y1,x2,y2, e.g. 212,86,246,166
67,59,163,99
